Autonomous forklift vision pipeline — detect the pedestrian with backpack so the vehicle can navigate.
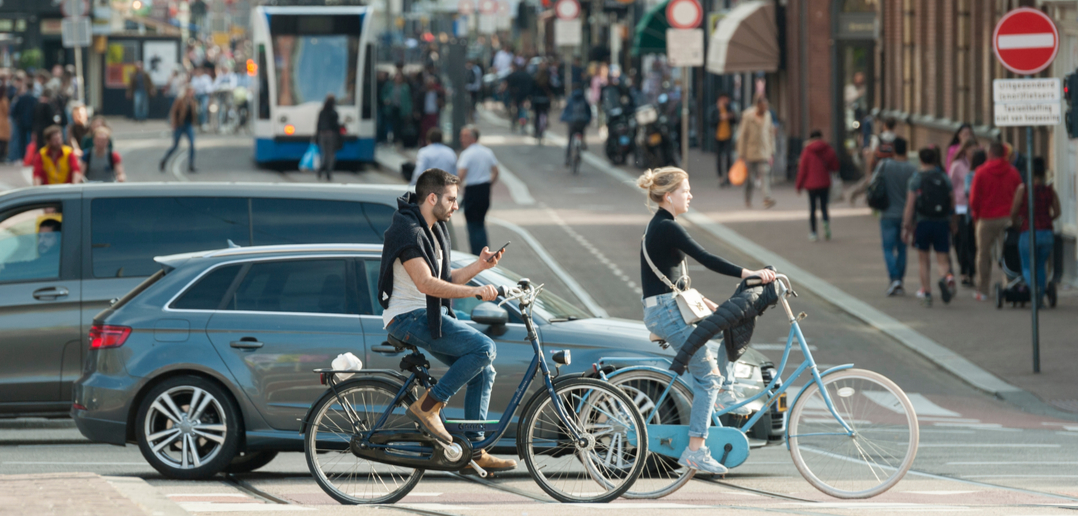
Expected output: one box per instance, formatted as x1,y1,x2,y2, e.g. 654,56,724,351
872,138,915,296
850,117,896,205
80,126,126,182
902,147,956,307
968,142,1023,301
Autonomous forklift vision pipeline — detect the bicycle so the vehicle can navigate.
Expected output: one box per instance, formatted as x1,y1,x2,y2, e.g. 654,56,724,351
569,132,583,175
302,279,649,504
599,273,919,499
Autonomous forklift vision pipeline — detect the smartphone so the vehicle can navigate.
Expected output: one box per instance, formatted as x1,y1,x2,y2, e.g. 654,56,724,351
487,241,510,262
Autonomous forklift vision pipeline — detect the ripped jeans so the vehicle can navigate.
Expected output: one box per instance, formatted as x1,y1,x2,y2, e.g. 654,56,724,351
643,293,732,439
387,307,496,439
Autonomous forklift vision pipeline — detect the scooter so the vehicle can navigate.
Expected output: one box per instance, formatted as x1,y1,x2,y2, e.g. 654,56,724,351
634,95,680,169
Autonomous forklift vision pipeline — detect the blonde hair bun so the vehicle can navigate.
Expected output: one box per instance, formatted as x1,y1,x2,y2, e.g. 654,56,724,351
636,169,655,190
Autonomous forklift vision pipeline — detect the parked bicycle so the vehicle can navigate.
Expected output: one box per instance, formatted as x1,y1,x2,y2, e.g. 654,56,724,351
600,273,919,499
303,279,649,504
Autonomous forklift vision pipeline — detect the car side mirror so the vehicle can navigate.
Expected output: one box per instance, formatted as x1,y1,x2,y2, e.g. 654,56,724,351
471,302,508,326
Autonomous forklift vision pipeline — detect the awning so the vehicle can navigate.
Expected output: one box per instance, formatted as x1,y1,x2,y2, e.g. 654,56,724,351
631,0,672,57
706,0,779,74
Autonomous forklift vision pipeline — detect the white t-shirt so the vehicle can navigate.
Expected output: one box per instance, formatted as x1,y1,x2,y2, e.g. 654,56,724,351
457,143,498,186
412,143,458,187
382,238,442,328
493,50,513,74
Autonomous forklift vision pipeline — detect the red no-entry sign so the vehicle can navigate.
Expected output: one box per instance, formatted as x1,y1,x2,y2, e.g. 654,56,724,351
666,0,702,30
993,8,1059,75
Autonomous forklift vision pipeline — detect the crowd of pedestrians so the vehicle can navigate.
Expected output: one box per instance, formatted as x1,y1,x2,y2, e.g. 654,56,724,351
861,121,1059,308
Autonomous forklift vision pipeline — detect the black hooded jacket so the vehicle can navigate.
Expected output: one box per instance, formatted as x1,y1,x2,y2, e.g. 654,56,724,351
378,192,455,338
670,276,780,375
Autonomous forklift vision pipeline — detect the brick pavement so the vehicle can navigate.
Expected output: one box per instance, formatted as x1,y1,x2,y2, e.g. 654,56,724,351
0,473,178,516
479,103,1078,418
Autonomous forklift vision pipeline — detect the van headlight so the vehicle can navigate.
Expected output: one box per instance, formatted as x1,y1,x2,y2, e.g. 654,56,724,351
734,362,756,379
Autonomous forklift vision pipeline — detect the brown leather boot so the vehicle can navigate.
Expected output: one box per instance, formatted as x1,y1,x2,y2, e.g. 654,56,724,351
461,450,518,475
407,389,452,444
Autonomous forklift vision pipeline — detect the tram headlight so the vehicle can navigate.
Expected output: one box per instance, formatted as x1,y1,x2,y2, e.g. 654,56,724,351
284,124,296,135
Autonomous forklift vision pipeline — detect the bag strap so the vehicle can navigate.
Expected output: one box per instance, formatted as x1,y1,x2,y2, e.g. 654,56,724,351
641,226,689,293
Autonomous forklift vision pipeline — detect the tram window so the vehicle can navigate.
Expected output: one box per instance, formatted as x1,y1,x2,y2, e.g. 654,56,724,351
258,45,270,120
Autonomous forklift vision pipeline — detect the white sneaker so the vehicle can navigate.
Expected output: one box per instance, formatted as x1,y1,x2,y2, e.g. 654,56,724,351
885,280,902,296
715,390,751,416
678,446,728,475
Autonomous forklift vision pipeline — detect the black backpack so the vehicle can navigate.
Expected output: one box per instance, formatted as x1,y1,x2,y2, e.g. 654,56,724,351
866,166,889,211
915,169,952,218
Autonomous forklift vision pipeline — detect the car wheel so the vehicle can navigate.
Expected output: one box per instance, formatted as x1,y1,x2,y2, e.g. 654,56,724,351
224,451,278,474
135,375,241,480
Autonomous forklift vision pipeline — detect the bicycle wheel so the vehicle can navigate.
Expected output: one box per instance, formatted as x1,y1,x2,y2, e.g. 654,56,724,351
304,378,424,504
520,378,648,503
787,369,918,499
607,369,696,499
571,139,582,175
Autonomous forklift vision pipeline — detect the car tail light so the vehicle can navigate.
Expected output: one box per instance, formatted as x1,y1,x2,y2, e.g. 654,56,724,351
72,403,88,411
89,325,131,349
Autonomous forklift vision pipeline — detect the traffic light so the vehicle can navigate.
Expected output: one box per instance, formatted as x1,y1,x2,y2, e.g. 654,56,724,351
1066,72,1078,139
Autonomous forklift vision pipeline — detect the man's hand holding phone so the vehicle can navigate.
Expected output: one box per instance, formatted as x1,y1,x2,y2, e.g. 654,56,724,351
480,242,510,268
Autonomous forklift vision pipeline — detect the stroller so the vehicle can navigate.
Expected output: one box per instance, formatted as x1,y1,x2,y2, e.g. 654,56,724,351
995,227,1058,309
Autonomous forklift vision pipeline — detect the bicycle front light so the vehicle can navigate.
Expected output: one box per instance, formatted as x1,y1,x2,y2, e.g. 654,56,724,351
551,350,571,366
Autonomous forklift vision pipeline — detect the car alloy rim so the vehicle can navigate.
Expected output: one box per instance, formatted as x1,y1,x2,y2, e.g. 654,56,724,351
144,386,228,469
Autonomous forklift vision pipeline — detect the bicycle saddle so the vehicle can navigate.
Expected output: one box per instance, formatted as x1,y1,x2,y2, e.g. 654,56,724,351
385,335,419,353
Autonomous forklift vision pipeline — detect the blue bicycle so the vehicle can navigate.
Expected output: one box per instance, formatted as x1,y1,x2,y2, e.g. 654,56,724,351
601,274,919,499
302,279,649,504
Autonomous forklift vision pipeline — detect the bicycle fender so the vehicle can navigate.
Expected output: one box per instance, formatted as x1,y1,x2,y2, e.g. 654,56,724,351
298,375,411,436
603,365,694,392
784,364,855,449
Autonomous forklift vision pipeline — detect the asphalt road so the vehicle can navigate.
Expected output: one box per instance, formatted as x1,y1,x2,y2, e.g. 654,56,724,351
3,126,1078,515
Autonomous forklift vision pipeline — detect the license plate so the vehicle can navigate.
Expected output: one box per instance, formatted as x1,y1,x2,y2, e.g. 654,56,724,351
648,133,662,146
776,392,788,412
619,135,631,145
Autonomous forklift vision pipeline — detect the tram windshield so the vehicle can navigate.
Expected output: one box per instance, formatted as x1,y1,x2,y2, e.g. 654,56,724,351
270,15,360,106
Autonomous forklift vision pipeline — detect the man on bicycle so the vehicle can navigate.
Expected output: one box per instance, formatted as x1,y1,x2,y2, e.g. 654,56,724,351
377,168,517,474
561,85,592,166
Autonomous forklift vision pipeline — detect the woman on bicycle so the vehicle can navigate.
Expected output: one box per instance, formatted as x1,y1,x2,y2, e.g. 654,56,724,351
637,167,776,475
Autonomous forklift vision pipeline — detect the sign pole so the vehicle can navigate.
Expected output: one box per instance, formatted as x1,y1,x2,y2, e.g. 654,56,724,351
74,46,85,105
681,66,689,171
1026,75,1039,374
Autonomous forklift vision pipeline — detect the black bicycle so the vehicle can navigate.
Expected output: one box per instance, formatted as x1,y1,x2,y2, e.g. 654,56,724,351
302,279,649,504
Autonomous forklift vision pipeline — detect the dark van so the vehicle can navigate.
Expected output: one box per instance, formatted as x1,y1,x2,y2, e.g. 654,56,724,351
0,182,406,418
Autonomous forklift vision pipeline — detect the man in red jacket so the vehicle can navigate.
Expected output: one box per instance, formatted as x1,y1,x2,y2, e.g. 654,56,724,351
796,130,839,241
968,141,1022,300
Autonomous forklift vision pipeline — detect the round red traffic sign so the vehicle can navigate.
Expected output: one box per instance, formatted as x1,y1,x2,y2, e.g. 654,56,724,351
458,0,474,15
666,0,702,30
555,0,580,21
993,7,1059,75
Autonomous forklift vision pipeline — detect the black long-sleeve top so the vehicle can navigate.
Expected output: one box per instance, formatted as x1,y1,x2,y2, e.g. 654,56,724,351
640,208,745,298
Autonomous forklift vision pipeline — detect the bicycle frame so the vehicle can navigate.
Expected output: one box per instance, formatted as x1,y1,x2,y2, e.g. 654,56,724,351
321,285,587,457
606,276,856,442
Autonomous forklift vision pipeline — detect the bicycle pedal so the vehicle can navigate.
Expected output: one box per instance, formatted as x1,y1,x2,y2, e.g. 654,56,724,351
468,460,489,478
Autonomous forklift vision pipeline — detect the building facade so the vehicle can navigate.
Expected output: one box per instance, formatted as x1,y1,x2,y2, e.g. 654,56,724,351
782,0,1077,283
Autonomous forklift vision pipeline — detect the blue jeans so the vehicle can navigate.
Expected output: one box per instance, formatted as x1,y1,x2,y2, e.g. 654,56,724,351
386,307,496,440
1018,230,1053,302
643,293,732,439
880,218,907,282
7,123,22,162
162,124,196,168
196,94,210,126
133,90,149,121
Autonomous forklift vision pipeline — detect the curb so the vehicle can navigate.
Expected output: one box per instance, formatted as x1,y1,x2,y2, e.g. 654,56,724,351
473,105,1078,421
105,476,191,515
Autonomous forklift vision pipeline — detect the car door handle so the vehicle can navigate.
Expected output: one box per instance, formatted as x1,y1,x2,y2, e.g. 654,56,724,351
230,339,264,349
33,286,69,300
371,345,402,354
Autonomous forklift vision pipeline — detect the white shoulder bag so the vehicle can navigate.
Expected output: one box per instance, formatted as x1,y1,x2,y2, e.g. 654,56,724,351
642,231,712,324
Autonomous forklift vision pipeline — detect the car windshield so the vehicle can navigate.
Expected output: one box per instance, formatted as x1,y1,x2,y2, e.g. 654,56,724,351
473,264,592,322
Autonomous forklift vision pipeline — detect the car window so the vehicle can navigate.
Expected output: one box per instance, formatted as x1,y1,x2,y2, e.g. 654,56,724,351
0,205,63,283
91,197,250,278
251,199,392,245
227,259,349,315
362,259,383,316
170,265,243,310
353,260,373,315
